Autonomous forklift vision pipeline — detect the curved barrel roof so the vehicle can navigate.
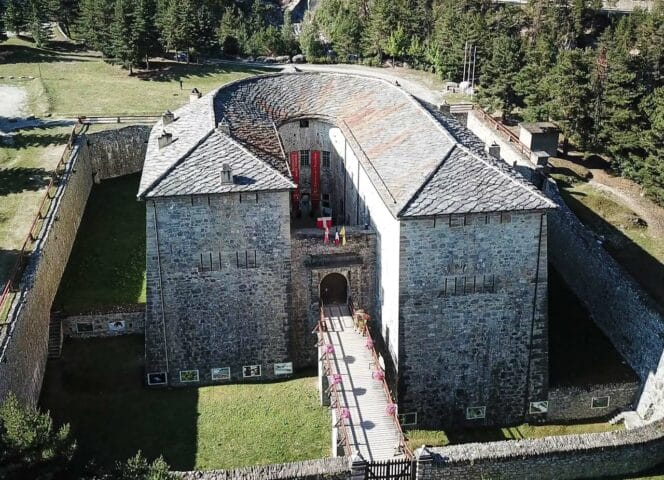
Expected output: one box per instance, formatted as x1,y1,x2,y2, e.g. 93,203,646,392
139,72,554,216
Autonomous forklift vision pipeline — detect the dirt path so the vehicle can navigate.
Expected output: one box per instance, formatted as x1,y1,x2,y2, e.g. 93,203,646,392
589,170,664,238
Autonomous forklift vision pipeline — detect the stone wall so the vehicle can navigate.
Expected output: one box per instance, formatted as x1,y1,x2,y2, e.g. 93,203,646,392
547,381,640,422
290,227,376,367
428,418,664,479
85,125,150,183
177,457,351,480
62,310,144,338
543,180,664,423
144,191,293,386
0,139,93,405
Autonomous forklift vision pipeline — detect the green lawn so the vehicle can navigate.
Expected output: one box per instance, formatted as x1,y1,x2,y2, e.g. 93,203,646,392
406,421,623,451
54,173,146,314
39,335,331,472
0,124,72,283
0,37,267,116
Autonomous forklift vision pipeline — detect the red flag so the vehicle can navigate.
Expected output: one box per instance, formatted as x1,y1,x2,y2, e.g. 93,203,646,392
311,150,321,212
290,151,300,211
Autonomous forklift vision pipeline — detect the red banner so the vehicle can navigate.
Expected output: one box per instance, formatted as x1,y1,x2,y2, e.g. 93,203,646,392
311,150,321,212
290,151,300,211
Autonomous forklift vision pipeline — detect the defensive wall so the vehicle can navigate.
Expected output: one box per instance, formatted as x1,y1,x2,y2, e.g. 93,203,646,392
0,125,148,406
62,310,145,339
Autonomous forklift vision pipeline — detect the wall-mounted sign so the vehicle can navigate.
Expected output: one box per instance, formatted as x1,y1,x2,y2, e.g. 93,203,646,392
529,401,549,414
274,362,293,375
243,365,262,378
179,370,199,382
108,320,125,332
147,372,167,385
466,406,486,420
211,367,231,381
398,412,418,426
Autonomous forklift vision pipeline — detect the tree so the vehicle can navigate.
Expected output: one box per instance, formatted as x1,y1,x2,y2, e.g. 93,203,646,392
365,0,396,60
546,48,595,150
111,0,139,72
4,0,26,36
114,451,176,480
384,23,407,67
0,393,76,479
132,0,160,69
642,87,664,204
299,11,323,59
280,11,298,56
477,33,523,118
515,38,556,121
77,0,113,54
28,0,50,46
0,0,6,40
48,0,80,37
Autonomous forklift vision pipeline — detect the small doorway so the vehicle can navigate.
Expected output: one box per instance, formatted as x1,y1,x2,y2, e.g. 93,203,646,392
320,273,348,305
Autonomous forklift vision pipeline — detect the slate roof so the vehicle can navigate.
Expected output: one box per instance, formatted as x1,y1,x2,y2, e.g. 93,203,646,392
147,130,295,197
139,72,555,215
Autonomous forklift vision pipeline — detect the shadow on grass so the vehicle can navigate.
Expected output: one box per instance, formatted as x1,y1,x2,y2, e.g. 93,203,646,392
54,173,146,314
2,128,71,149
558,184,664,310
39,335,199,472
0,249,21,287
548,266,638,386
134,61,273,83
0,167,50,195
0,42,90,64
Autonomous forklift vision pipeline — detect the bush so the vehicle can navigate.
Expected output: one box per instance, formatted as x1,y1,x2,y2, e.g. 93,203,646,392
0,393,76,479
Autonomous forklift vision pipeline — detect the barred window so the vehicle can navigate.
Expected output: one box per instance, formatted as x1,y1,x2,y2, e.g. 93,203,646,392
322,151,331,168
237,250,257,269
300,150,310,167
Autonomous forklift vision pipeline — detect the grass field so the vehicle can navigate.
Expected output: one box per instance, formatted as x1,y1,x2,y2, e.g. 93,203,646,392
0,37,267,116
39,335,330,471
54,173,146,314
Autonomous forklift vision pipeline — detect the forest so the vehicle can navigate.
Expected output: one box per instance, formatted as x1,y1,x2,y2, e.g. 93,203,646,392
0,0,663,205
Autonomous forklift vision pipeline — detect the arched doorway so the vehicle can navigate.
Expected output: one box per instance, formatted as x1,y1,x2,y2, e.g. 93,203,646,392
320,273,348,305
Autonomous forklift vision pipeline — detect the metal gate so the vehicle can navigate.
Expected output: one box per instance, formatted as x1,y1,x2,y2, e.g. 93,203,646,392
365,459,415,480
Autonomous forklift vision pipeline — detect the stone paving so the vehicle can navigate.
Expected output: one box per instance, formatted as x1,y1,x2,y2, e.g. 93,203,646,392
322,304,405,461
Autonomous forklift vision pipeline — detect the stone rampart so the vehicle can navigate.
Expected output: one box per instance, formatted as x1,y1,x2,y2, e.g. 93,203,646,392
543,180,664,423
177,457,350,480
547,381,640,422
428,418,664,479
85,125,149,182
62,310,144,338
0,139,93,405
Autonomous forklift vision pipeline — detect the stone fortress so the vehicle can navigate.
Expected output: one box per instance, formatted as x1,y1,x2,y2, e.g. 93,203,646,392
139,72,559,429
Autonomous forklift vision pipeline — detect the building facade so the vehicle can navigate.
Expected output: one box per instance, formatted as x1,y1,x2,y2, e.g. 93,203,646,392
138,73,555,428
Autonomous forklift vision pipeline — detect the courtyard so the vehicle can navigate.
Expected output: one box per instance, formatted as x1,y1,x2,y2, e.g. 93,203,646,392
39,335,330,472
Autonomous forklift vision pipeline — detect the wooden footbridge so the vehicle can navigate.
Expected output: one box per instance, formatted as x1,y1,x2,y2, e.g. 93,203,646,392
317,303,411,465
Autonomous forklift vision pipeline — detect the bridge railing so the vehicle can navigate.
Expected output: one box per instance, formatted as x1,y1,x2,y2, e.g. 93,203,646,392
348,297,413,459
316,305,353,457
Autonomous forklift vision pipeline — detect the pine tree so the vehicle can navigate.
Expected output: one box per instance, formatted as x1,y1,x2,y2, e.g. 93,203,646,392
642,87,664,204
384,23,407,67
365,0,396,60
132,0,160,69
545,48,595,150
515,38,556,121
280,11,298,56
0,1,6,40
111,0,138,72
28,0,50,46
477,33,523,118
299,11,323,60
77,0,113,53
4,0,26,36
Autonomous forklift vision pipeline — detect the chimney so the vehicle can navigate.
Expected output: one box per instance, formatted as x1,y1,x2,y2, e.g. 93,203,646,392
488,142,500,159
216,120,230,135
220,163,233,184
438,102,451,114
162,110,175,125
158,131,173,149
189,88,202,103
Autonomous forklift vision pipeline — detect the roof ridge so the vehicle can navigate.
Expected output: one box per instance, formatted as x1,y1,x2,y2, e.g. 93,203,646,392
225,132,296,189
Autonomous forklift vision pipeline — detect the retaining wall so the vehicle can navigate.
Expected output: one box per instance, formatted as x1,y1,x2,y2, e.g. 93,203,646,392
177,457,351,480
0,139,94,405
86,125,149,182
62,310,144,338
547,381,640,422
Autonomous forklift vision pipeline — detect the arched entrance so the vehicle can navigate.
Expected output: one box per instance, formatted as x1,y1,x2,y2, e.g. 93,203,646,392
320,273,348,305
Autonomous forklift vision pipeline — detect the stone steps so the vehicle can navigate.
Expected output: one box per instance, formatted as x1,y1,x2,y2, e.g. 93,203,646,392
47,314,63,359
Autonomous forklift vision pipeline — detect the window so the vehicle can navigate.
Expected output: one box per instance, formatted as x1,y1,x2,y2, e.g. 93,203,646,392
299,119,309,128
237,250,257,269
500,212,512,224
398,412,418,426
274,362,293,375
449,214,465,228
211,367,231,381
243,365,262,378
76,322,93,333
300,150,310,167
466,406,486,420
322,151,331,168
529,401,549,414
179,370,199,383
591,396,610,409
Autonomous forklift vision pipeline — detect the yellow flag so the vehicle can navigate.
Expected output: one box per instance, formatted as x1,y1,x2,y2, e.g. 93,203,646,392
340,226,346,246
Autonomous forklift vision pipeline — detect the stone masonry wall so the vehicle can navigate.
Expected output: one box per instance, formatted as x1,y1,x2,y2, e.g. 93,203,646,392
398,211,549,429
177,457,351,480
62,311,144,338
428,418,664,479
144,191,293,386
547,381,640,422
0,139,93,405
290,227,376,368
543,179,664,423
85,125,150,182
